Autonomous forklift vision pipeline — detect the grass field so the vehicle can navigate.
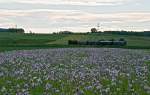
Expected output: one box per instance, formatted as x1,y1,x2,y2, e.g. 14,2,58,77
0,33,150,94
0,32,150,52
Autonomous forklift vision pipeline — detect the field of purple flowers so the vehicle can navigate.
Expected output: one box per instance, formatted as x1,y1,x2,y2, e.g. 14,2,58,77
0,48,150,95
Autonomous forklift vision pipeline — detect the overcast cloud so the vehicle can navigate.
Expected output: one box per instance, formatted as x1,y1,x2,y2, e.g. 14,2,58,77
0,0,150,33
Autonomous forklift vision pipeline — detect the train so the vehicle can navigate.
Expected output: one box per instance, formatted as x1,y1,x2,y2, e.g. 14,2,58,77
68,39,127,46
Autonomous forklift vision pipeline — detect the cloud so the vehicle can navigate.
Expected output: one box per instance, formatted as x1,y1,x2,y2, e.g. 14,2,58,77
0,9,149,32
1,0,135,6
1,9,150,24
44,10,150,23
0,10,28,17
0,22,16,28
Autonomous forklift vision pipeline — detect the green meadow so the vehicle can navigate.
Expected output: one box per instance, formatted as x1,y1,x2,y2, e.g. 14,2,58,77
0,32,150,52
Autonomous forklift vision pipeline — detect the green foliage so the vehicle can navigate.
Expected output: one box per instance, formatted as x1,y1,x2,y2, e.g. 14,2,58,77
91,28,97,33
145,61,150,65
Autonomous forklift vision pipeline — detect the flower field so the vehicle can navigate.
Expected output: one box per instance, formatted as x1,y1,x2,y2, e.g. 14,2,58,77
0,48,150,95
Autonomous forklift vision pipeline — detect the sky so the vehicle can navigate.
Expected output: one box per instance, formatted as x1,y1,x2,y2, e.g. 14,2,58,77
0,0,150,33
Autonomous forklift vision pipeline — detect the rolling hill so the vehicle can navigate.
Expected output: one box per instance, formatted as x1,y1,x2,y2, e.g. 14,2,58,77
0,32,150,52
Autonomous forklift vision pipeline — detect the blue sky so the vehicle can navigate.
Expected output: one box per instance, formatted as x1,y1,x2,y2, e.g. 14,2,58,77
0,0,150,33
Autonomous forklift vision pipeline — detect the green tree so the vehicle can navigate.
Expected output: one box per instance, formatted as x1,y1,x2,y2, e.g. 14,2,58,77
91,28,97,33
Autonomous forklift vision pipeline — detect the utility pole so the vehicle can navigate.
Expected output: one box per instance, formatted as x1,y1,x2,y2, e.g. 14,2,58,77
29,30,32,34
15,24,17,29
97,23,100,31
15,24,17,33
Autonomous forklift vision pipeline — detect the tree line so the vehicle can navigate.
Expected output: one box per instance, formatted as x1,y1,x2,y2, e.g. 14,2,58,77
0,28,25,33
53,28,150,36
103,31,150,36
